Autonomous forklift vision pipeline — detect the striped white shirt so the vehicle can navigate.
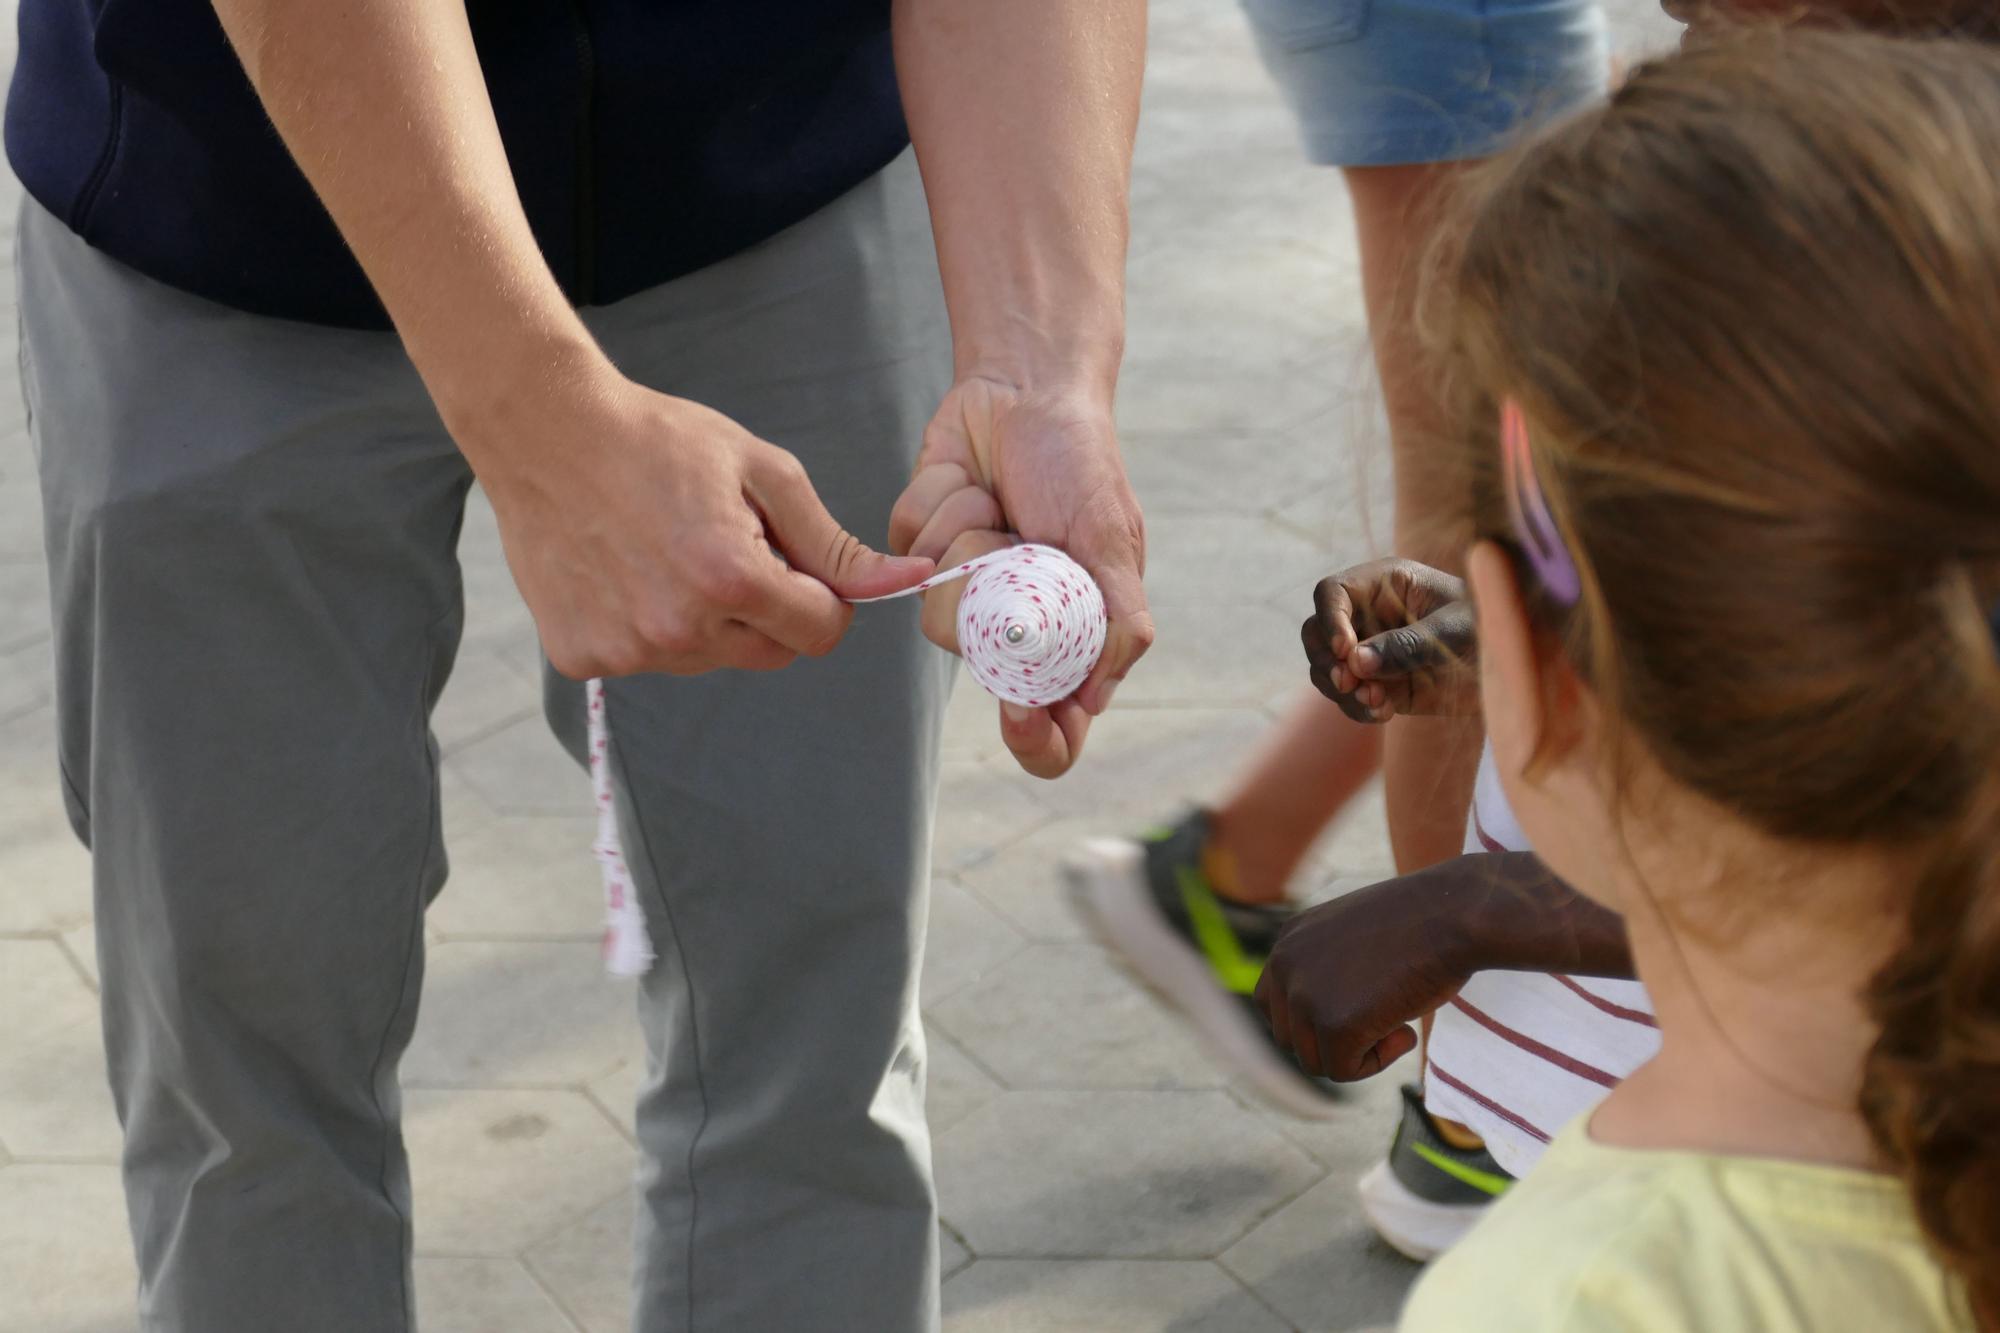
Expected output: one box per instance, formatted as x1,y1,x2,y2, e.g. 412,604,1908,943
1422,748,1660,1178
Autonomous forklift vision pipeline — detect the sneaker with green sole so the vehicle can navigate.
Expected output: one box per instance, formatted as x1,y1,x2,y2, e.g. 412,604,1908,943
1063,809,1342,1120
1356,1083,1513,1261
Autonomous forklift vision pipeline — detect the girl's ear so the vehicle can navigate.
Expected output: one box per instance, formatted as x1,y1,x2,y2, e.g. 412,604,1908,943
1469,541,1549,787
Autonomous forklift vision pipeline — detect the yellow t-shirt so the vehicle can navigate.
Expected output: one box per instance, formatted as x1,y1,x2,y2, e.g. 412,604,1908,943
1399,1117,1968,1332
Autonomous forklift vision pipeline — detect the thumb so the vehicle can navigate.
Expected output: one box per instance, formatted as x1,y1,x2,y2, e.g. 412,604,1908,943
1354,600,1476,678
919,529,1015,655
750,446,934,600
1353,623,1447,679
1357,1024,1420,1080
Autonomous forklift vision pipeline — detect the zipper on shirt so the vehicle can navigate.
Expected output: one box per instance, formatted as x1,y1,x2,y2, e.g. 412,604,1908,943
565,0,599,305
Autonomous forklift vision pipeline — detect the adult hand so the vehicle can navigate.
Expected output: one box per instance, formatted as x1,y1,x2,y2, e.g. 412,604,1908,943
889,377,1151,774
467,358,934,680
1301,558,1476,723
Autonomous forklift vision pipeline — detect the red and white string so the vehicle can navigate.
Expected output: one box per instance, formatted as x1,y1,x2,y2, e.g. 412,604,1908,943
586,543,1106,975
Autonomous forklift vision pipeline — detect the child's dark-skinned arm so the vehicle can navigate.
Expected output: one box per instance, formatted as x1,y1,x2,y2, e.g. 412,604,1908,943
1253,852,1634,1081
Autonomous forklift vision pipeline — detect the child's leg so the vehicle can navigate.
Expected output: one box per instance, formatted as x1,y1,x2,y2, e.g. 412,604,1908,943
1347,161,1488,1149
1346,160,1488,878
1205,689,1384,904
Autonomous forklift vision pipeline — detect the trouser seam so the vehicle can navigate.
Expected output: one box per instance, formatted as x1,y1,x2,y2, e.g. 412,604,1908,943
363,629,448,1333
604,691,712,1333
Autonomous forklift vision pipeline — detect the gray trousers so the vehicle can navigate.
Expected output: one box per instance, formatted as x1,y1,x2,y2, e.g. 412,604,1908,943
21,152,954,1333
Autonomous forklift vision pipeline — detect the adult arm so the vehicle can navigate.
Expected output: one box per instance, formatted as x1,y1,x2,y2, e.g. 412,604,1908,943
210,0,931,679
889,0,1152,777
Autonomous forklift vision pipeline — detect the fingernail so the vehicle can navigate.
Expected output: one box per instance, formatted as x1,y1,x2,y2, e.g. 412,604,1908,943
1353,645,1380,674
1000,702,1034,725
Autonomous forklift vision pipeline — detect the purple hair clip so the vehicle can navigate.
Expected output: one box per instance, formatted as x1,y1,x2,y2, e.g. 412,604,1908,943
1501,398,1582,606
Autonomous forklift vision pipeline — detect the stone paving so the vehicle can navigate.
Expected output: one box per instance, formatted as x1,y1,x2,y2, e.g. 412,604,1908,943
0,2,1677,1330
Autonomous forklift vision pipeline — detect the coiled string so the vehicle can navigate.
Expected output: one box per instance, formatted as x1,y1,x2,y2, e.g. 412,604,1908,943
853,542,1108,706
588,544,1107,975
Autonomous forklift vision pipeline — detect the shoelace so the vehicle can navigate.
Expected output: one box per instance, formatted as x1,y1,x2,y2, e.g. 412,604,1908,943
587,543,1106,975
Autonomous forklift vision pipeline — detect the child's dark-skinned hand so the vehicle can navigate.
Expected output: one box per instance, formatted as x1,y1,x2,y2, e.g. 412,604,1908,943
1254,870,1467,1081
1253,852,1634,1082
1300,558,1477,723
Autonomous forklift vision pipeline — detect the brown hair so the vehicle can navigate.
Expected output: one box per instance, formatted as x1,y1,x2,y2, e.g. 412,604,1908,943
1676,0,2000,40
1431,29,2000,1322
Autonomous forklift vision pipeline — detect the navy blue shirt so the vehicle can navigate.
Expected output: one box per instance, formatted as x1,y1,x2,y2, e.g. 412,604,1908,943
6,0,910,328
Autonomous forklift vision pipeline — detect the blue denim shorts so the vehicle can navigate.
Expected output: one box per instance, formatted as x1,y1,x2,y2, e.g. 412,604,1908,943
1241,0,1610,166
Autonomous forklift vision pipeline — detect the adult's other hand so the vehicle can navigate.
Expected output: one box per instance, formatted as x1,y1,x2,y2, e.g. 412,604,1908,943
470,360,934,680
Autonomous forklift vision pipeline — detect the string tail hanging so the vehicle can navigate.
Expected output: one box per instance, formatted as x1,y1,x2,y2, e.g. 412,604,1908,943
585,678,655,977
